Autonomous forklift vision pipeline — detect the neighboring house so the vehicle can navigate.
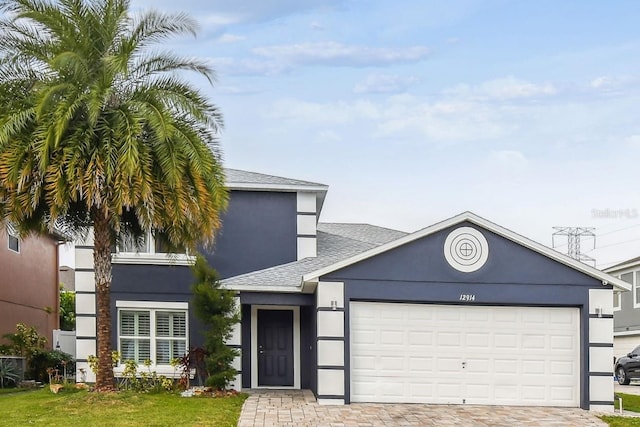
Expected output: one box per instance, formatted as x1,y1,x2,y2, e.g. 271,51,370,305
0,224,62,346
59,265,75,291
604,257,640,358
74,168,628,412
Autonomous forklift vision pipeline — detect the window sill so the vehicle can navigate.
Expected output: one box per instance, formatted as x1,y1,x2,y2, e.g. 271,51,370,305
114,365,194,379
112,253,195,266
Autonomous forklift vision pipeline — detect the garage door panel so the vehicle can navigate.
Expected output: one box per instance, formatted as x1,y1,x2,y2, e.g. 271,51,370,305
350,302,580,406
437,332,462,346
494,333,518,349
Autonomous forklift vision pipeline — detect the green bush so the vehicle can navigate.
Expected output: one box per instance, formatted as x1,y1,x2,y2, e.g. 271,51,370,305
0,358,20,388
59,289,76,331
191,255,240,390
29,350,74,383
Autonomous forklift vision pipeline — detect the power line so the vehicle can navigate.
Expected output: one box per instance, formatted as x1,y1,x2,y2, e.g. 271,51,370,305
552,227,596,266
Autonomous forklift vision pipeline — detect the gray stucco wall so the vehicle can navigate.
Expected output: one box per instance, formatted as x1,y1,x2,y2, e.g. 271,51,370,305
322,222,607,409
111,264,207,353
324,222,601,287
206,190,297,279
109,189,299,355
612,273,639,333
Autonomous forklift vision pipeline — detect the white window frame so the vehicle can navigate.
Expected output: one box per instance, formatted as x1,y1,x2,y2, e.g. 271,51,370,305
115,301,189,377
6,226,19,253
112,231,195,266
614,291,621,311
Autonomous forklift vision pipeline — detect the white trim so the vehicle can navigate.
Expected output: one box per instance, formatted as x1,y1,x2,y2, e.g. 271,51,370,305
113,364,192,379
112,253,195,266
227,182,328,193
250,305,300,389
606,261,640,275
614,330,640,337
222,285,304,293
302,211,631,292
116,301,189,368
116,300,188,310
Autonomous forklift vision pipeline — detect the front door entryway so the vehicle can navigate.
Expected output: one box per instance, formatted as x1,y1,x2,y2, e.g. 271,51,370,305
257,309,294,386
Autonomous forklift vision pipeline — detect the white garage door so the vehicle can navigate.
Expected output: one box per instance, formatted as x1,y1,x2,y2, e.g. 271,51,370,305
350,302,580,406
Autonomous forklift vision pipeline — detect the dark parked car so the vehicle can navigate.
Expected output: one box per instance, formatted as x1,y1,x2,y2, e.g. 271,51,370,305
615,345,640,385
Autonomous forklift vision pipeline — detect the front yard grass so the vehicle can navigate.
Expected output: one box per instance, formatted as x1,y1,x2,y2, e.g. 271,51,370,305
600,393,640,427
0,387,246,426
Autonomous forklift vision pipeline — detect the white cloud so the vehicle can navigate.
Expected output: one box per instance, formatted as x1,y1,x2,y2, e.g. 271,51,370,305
625,134,640,148
315,130,342,143
208,57,288,76
266,94,510,143
486,150,528,168
590,75,614,89
137,0,345,25
310,21,325,31
252,42,430,67
268,99,381,124
353,74,419,94
217,34,246,43
446,76,557,101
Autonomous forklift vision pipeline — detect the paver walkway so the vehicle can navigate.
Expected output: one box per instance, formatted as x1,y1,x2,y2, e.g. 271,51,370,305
238,390,608,427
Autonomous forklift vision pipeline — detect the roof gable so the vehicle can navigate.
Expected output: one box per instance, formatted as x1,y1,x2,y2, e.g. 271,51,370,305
303,212,630,292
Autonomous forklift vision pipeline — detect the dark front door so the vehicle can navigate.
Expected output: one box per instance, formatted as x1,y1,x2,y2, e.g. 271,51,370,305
258,309,294,386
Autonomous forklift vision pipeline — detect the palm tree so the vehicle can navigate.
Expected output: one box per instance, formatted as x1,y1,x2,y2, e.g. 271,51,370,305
0,0,227,390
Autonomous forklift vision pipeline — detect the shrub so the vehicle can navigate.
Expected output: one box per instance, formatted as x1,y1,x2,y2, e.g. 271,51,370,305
0,358,20,388
29,350,74,383
59,289,76,331
1,323,47,363
191,256,240,390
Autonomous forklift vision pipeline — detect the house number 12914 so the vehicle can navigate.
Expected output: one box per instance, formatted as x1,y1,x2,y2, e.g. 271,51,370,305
459,294,476,302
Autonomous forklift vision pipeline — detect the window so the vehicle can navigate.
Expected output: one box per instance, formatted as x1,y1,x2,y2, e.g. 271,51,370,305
112,231,193,266
620,272,638,309
6,224,19,253
118,303,187,365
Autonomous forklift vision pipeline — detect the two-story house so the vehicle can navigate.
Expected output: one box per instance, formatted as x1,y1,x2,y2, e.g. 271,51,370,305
74,168,627,412
605,257,640,358
0,224,63,346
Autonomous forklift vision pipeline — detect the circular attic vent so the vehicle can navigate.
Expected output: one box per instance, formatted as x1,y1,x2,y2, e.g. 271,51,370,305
444,226,489,273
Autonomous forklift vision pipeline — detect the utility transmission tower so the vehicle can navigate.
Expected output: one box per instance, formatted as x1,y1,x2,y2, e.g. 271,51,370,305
552,227,596,266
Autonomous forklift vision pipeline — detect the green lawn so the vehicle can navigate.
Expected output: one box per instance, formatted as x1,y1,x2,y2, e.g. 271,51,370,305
600,393,640,427
0,387,247,426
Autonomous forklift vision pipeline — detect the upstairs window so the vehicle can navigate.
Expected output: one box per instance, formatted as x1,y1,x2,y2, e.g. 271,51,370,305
113,231,193,266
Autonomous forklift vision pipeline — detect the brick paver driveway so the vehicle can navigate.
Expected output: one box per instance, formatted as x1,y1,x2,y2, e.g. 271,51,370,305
238,390,607,427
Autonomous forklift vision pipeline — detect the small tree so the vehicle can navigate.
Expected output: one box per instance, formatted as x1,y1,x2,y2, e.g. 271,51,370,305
59,286,75,331
191,255,239,390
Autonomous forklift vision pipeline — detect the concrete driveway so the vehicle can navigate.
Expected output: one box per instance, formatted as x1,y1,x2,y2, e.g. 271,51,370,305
616,382,640,396
238,390,607,427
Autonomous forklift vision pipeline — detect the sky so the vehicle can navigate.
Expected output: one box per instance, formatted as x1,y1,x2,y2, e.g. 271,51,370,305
65,0,640,269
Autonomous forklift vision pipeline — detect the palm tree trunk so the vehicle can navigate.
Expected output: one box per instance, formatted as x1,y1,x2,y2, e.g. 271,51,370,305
93,208,114,391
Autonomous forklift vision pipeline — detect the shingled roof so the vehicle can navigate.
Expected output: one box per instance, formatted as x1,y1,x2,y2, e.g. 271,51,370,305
220,223,407,291
225,168,327,189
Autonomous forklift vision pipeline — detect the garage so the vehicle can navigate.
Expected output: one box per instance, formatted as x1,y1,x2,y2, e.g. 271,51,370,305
350,302,580,406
